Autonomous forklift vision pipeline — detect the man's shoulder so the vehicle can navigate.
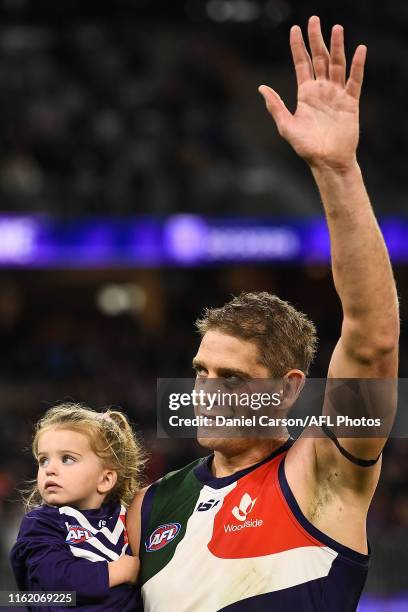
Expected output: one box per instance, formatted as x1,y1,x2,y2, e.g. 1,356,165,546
130,457,205,515
160,456,205,484
141,457,205,515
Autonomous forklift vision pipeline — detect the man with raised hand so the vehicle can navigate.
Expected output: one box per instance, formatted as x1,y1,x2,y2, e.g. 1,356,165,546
128,16,399,611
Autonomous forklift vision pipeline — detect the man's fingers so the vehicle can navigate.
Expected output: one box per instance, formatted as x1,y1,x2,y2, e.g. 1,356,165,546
258,85,292,135
329,25,346,86
308,15,330,80
290,25,314,87
346,45,367,99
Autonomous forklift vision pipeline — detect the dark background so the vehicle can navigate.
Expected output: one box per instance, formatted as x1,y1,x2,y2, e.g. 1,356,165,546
0,0,406,605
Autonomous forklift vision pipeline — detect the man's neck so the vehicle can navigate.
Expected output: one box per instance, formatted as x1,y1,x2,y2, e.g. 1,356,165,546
211,437,289,478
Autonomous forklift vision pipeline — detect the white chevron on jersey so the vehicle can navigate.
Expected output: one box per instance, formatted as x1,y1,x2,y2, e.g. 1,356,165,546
59,504,126,544
69,545,107,563
68,541,129,563
82,535,120,560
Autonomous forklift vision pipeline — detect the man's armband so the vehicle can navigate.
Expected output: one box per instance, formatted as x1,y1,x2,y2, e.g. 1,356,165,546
321,423,382,467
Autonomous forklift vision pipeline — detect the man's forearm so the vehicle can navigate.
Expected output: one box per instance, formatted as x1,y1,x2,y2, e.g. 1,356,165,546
259,15,399,358
311,162,399,354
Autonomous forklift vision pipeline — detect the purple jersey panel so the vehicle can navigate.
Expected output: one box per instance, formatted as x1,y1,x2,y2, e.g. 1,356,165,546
10,502,140,611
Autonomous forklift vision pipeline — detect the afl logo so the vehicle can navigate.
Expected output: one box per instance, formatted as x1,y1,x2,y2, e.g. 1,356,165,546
66,525,93,544
146,523,181,552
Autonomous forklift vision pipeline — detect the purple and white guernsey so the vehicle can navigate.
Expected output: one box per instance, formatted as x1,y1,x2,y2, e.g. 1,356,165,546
10,501,140,612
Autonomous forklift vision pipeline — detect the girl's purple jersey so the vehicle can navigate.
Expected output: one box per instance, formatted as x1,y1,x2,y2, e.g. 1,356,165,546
10,501,141,612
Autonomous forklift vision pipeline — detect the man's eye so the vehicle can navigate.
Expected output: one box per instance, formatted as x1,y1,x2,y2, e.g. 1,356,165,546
194,368,207,379
224,376,243,386
62,455,75,464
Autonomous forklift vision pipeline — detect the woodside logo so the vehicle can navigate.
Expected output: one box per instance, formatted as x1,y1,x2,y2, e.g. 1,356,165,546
232,493,257,522
224,493,263,533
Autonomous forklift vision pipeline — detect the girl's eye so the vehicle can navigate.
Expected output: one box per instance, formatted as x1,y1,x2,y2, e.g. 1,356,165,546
38,457,48,467
62,455,75,464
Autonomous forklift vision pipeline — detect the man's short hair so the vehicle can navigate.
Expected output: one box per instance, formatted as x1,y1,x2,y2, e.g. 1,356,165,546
196,291,317,376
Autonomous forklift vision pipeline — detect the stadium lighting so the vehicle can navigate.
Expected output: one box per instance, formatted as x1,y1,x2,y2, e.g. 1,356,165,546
96,283,146,316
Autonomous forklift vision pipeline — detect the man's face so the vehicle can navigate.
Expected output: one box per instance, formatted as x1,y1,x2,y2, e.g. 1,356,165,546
192,330,272,455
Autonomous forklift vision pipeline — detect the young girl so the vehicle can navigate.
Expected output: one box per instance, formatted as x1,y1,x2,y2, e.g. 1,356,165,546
10,403,145,611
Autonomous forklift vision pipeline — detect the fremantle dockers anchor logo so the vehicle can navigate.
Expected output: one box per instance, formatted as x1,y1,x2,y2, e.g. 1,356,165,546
146,523,181,552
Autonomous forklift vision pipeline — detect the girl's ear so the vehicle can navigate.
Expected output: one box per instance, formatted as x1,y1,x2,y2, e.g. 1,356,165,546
98,470,118,495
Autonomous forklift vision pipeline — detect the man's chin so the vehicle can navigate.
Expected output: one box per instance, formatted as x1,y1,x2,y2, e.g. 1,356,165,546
197,436,222,450
197,435,251,455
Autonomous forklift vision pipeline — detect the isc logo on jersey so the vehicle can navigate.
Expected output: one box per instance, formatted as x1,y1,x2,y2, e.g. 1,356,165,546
66,525,93,544
146,523,181,552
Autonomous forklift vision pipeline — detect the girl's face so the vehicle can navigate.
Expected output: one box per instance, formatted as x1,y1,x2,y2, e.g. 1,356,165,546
37,428,116,510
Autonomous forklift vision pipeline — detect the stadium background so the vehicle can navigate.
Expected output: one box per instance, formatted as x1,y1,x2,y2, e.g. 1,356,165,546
0,0,407,609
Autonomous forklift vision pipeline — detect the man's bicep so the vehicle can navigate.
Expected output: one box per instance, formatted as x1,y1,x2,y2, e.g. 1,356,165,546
127,487,148,556
324,333,398,467
329,321,399,379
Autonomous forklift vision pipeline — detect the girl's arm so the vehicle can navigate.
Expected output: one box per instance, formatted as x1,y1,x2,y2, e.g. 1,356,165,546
12,535,110,600
10,511,136,600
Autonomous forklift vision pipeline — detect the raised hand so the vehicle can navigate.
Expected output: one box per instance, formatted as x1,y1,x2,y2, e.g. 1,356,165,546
259,16,366,171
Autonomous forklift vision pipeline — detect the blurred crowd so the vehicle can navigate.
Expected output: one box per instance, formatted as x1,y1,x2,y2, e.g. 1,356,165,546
0,1,406,216
0,21,258,216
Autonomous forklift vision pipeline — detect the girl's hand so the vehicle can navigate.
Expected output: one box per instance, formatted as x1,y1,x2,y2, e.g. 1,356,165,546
108,554,140,587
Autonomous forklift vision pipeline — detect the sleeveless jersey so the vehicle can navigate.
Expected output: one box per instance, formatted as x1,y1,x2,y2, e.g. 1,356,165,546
139,440,369,611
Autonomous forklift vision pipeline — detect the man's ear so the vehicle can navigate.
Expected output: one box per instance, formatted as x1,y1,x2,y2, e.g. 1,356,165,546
98,470,118,495
282,370,306,405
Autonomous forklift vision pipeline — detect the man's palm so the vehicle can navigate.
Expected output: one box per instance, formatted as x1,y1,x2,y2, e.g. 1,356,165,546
259,16,366,170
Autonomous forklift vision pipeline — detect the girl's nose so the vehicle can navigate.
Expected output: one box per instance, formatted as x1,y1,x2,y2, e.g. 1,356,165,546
45,460,58,475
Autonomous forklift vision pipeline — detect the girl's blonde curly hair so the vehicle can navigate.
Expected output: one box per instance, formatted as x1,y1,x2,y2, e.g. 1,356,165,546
24,403,146,511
